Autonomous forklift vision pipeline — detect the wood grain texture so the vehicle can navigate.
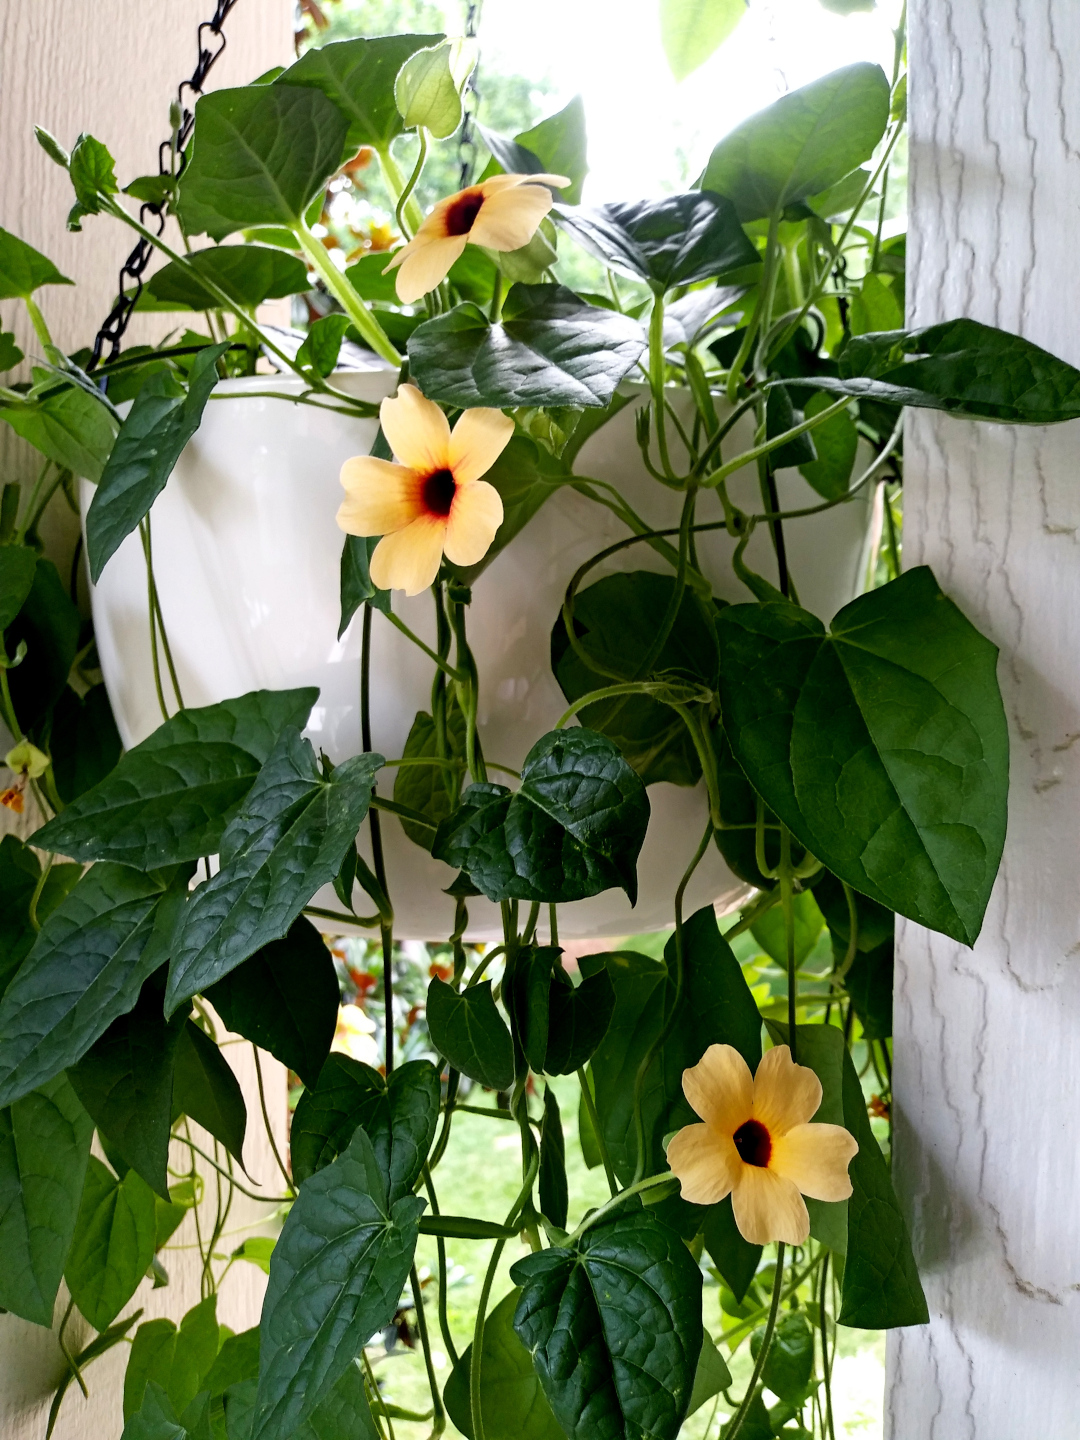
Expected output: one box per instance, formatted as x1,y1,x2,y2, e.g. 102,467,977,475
888,4,1080,1435
0,5,292,1438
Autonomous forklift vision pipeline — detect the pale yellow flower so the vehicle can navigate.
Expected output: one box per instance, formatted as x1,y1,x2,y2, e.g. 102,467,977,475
384,172,571,303
337,383,511,596
667,1043,858,1245
332,1003,379,1067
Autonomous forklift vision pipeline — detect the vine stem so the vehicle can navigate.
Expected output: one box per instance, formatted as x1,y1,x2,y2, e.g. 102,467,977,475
564,1170,677,1245
469,1238,506,1440
295,225,401,367
779,825,798,1063
362,604,395,1073
577,1066,618,1197
253,1046,296,1197
819,1252,837,1440
56,1298,88,1399
724,1242,787,1440
410,1263,446,1436
421,1166,461,1368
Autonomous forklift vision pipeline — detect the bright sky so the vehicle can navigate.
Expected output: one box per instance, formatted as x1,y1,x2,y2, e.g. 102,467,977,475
475,0,904,202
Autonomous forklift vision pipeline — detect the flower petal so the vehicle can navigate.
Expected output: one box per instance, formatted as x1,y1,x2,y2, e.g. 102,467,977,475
391,232,468,303
448,407,514,485
770,1123,858,1202
682,1043,754,1133
667,1123,740,1205
369,514,447,596
442,480,504,566
337,457,423,536
380,384,452,474
751,1045,822,1137
469,183,556,252
731,1166,810,1245
479,172,571,196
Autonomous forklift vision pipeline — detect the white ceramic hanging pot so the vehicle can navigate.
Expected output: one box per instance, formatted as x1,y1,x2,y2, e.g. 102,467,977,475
84,369,872,941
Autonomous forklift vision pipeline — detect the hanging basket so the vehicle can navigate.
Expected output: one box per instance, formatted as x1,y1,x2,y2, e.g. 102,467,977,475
84,369,872,940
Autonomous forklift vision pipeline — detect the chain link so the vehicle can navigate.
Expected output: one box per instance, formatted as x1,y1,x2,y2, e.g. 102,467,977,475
90,0,242,368
457,0,483,191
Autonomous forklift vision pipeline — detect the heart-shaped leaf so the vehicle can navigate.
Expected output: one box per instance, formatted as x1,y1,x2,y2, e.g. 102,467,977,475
50,683,123,804
543,964,615,1075
660,0,747,81
717,566,1009,944
551,570,719,787
444,1287,565,1440
171,1020,247,1166
555,192,758,291
0,1073,93,1325
165,731,382,1013
511,1210,703,1440
0,864,175,1108
0,226,73,299
177,86,348,241
393,705,466,851
86,341,232,581
280,34,444,152
701,62,890,220
205,918,338,1089
65,1156,158,1330
69,970,187,1198
483,96,588,206
432,728,650,906
426,977,515,1091
252,1126,425,1440
0,376,117,481
124,1297,221,1420
4,556,80,732
35,687,318,868
145,246,309,310
803,317,1080,423
395,39,476,138
0,544,38,632
407,283,645,409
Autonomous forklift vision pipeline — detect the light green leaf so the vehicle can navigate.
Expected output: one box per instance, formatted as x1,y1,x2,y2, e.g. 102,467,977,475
687,1332,732,1416
124,1297,221,1420
395,40,477,139
177,86,348,241
0,1073,93,1325
661,0,748,81
443,1288,564,1440
231,1237,277,1275
749,890,826,967
797,391,858,500
516,97,588,206
393,705,465,850
296,314,351,379
0,376,117,481
701,63,891,220
717,566,1009,944
0,227,73,300
145,246,309,311
850,271,903,335
66,1156,158,1330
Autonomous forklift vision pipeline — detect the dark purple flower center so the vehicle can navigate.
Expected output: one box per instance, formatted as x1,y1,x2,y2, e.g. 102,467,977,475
732,1118,772,1168
444,188,485,236
422,467,457,517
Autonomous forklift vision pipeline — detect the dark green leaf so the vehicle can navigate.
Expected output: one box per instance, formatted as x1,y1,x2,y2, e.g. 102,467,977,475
589,908,762,1182
805,317,1080,423
172,1021,247,1166
146,246,309,311
204,1327,261,1394
0,835,40,998
661,0,747,81
35,687,318,867
0,227,73,299
551,571,718,786
701,63,890,221
419,1215,518,1240
289,1055,439,1197
797,391,857,499
0,864,168,1107
393,705,466,850
686,1334,731,1418
125,174,176,206
165,731,382,1012
339,532,390,639
503,946,557,1075
5,557,80,731
752,1311,814,1404
511,1210,703,1440
812,871,894,954
717,567,1009,944
0,1073,92,1325
426,977,515,1091
765,383,816,469
279,34,444,152
749,890,825,968
251,1125,425,1440
50,683,123,803
515,97,588,205
444,1288,564,1440
408,283,645,409
155,1180,198,1252
0,331,24,370
296,314,352,378
0,544,37,633
124,1297,221,1420
433,728,650,906
225,1363,379,1440
205,917,339,1088
702,1198,760,1302
69,133,118,213
66,1155,158,1329
86,342,231,581
177,86,348,241
711,725,781,889
122,1382,187,1440
538,1086,568,1228
69,970,187,1198
845,941,893,1040
346,254,400,303
0,377,117,480
850,272,903,337
720,1392,771,1440
544,964,615,1075
555,193,758,291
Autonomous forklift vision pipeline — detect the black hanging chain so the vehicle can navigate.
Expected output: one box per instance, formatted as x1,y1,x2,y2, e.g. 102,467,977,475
457,0,483,191
89,0,242,369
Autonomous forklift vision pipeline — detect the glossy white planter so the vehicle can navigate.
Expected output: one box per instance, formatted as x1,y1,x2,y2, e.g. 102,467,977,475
84,370,871,941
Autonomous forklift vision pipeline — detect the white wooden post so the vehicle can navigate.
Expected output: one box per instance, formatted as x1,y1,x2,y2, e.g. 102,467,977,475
889,5,1080,1435
0,6,292,1439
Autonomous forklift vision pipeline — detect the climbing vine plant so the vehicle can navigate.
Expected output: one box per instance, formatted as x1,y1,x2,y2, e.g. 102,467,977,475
0,7,1064,1439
